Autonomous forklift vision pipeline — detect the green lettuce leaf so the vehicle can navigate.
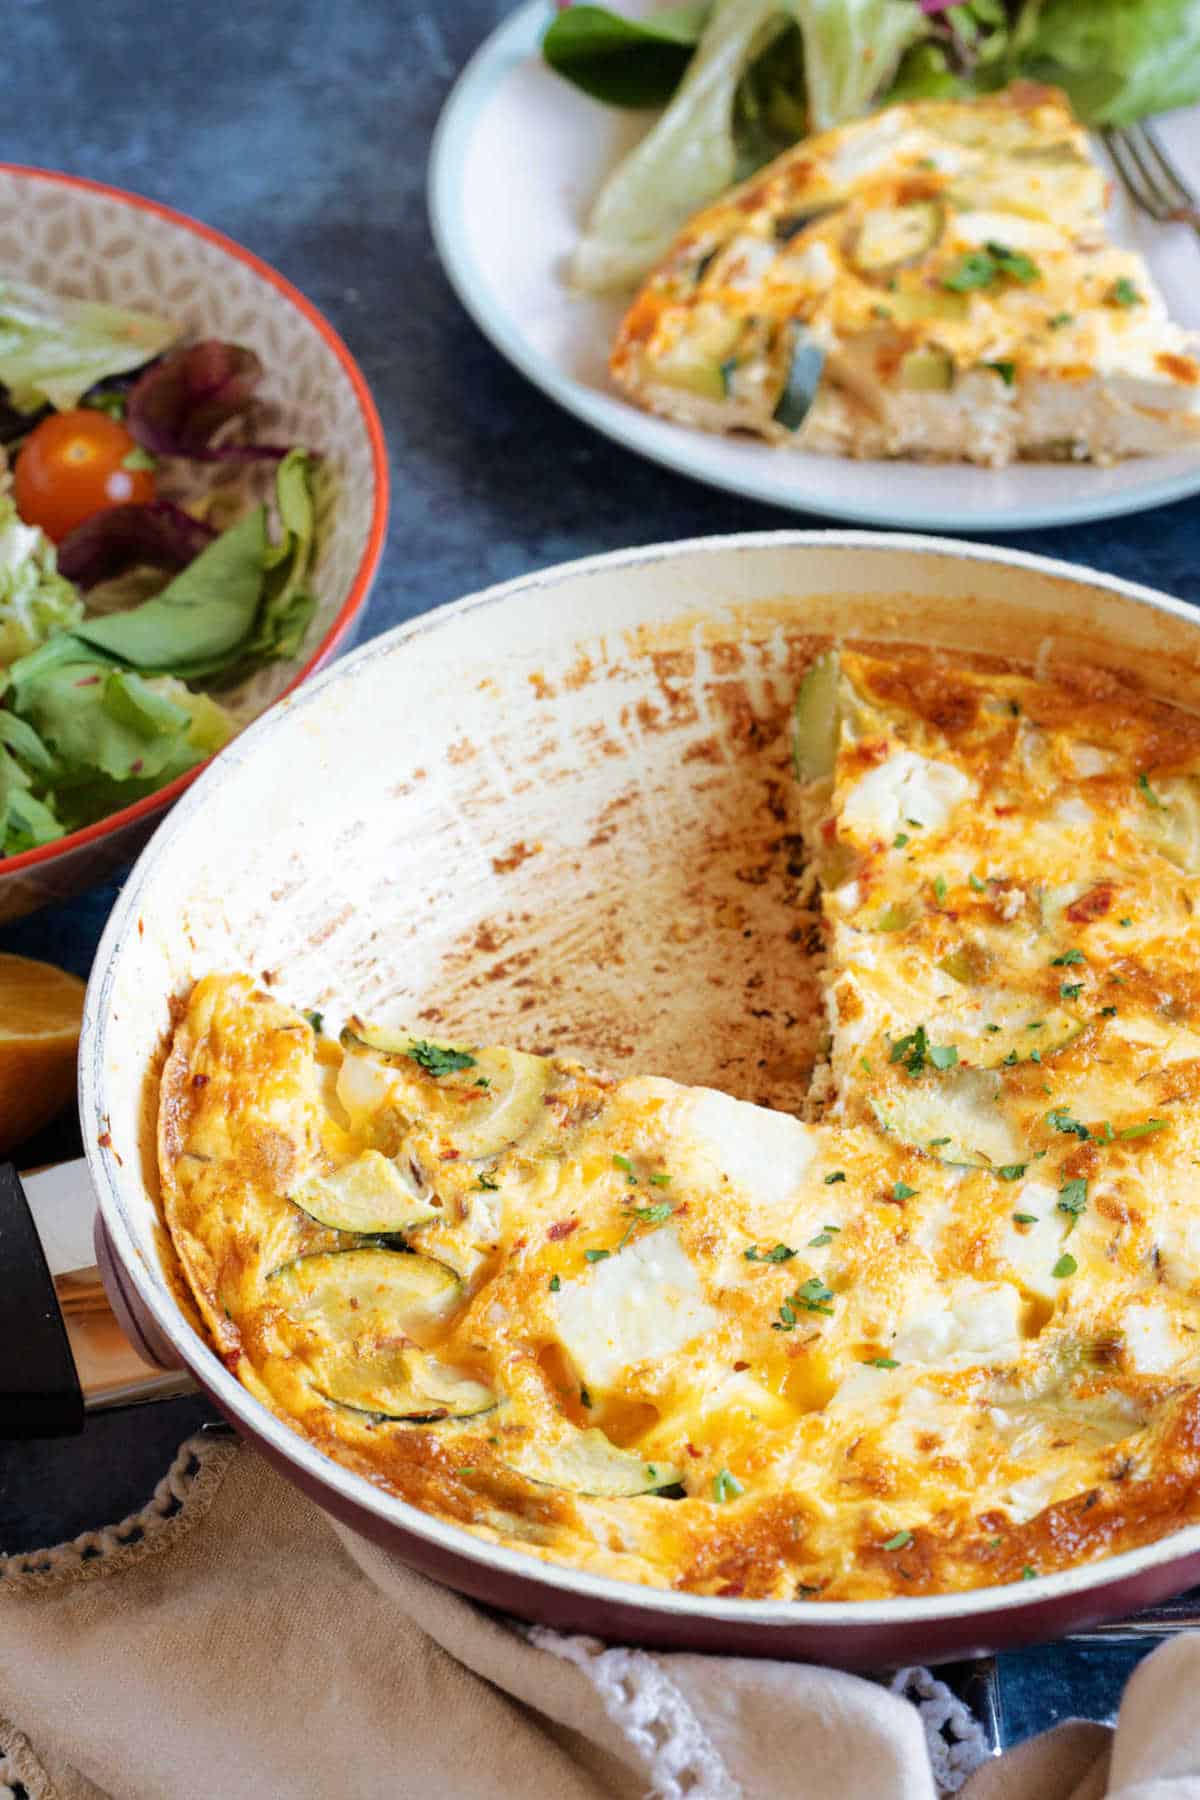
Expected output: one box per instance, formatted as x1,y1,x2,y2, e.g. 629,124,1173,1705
71,504,268,677
1015,0,1200,124
243,448,319,665
0,281,182,413
0,497,83,667
543,3,710,107
570,0,924,290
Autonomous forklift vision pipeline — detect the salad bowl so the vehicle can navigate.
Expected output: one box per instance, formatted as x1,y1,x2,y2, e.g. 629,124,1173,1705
0,165,388,924
82,530,1200,1667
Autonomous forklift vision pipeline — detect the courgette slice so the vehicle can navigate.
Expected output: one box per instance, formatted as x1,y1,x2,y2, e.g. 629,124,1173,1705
772,325,826,432
791,649,842,783
502,1428,683,1498
852,201,943,276
267,1247,462,1333
893,1005,1081,1071
900,348,954,393
340,1025,550,1160
290,1151,439,1235
873,1068,1026,1170
886,288,969,326
774,201,843,244
265,1248,490,1420
321,1351,495,1422
1135,774,1200,874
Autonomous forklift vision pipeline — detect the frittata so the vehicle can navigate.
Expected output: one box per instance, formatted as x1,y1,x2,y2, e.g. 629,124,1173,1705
158,639,1200,1601
610,85,1200,467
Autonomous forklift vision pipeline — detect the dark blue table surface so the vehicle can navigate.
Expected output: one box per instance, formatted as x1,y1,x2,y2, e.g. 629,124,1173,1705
2,0,1198,1750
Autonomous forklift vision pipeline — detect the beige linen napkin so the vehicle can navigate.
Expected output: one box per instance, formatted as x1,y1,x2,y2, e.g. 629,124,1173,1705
0,1432,1197,1800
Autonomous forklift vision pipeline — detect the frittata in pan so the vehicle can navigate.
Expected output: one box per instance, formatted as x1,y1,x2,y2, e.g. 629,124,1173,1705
610,86,1200,466
160,640,1200,1601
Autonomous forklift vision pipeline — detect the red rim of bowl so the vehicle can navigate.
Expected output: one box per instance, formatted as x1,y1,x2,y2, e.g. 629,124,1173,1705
0,163,390,882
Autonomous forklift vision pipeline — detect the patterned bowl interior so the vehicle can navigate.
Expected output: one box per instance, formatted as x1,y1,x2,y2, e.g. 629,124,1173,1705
0,167,384,904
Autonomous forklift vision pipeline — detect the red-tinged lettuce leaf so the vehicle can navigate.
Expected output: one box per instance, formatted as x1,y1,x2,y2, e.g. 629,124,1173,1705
56,501,217,590
126,340,290,462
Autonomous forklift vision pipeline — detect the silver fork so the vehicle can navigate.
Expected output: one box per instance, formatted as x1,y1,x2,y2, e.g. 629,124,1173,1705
1103,121,1200,237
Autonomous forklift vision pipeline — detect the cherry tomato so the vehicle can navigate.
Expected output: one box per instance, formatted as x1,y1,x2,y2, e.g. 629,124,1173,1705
13,408,156,543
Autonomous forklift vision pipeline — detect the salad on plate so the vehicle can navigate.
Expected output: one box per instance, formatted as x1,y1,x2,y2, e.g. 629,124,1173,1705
0,283,322,861
543,0,1200,291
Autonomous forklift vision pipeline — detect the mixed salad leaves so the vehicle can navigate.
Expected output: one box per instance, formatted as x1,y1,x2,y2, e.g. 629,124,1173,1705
546,0,1200,289
0,285,320,860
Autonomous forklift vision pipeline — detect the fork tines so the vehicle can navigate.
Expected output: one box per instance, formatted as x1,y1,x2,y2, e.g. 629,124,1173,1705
1104,122,1200,233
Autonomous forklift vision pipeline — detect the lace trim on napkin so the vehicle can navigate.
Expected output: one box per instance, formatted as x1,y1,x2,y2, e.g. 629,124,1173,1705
530,1628,741,1799
530,1629,990,1799
0,1430,235,1591
0,1715,62,1800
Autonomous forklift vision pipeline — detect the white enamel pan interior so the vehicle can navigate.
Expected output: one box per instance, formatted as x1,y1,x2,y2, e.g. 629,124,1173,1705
80,531,1200,1663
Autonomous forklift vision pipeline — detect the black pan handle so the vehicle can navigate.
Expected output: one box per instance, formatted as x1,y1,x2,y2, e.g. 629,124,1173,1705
0,1162,84,1437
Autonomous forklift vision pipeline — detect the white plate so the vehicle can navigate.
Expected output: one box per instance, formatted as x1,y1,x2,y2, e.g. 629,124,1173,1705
429,0,1200,532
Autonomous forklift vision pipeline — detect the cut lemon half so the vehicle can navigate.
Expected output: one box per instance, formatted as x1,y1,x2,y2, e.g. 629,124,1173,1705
0,953,86,1154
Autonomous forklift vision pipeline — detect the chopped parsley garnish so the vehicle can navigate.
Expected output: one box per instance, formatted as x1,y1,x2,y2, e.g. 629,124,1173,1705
1049,311,1074,328
580,1386,592,1408
476,1173,500,1191
1120,917,1132,927
798,1274,834,1317
1022,1565,1038,1581
1118,1118,1168,1140
969,873,986,892
475,1077,491,1090
774,1300,798,1331
928,1136,952,1147
456,1466,476,1476
549,1274,561,1292
1057,1178,1088,1230
893,831,909,848
942,243,1040,291
407,1040,476,1077
984,1023,1001,1033
1100,1005,1118,1017
1047,1106,1090,1140
808,1226,841,1247
1060,982,1083,999
713,1468,744,1504
1030,1049,1042,1065
890,1025,957,1077
942,250,995,291
1050,949,1085,966
648,1171,671,1187
985,360,1015,385
824,1170,846,1185
629,1201,674,1226
303,1009,324,1035
893,1180,917,1201
871,1356,899,1369
584,1248,610,1264
1137,771,1163,809
1013,1212,1038,1225
883,1529,913,1551
860,1057,872,1074
718,356,738,396
933,874,947,902
997,1164,1028,1181
906,818,924,828
1002,1050,1018,1067
986,241,1041,283
1108,277,1142,308
612,1153,637,1184
745,1242,798,1264
1052,1252,1077,1279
